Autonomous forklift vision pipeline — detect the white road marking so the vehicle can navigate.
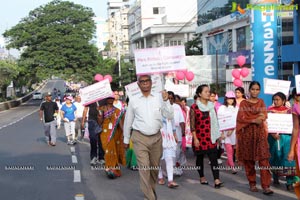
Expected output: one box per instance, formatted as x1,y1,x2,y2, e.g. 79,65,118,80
74,170,81,182
74,194,84,200
72,155,78,164
70,147,75,153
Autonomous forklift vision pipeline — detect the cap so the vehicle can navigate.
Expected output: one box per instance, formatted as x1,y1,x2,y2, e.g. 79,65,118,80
45,92,52,96
65,96,73,101
225,91,236,98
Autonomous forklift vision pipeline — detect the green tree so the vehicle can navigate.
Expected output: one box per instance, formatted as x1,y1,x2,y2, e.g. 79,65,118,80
0,60,19,100
185,34,203,55
3,0,99,82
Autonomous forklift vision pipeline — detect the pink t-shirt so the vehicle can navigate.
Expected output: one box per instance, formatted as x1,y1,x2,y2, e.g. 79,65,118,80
292,103,300,168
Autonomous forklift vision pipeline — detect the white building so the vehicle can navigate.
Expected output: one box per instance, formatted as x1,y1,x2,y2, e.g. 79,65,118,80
128,0,198,59
92,17,109,52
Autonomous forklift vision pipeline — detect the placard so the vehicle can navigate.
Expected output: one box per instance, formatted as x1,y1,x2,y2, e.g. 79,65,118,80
264,78,291,96
295,75,300,94
79,79,112,106
124,74,163,99
217,113,237,131
165,84,189,97
267,113,293,134
134,46,186,75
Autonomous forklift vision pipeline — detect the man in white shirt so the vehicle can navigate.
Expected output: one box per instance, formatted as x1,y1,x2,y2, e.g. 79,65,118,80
123,74,173,200
74,95,85,141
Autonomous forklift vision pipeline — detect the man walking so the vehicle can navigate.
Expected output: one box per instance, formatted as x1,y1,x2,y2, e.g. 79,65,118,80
123,74,173,200
39,92,59,146
74,95,84,141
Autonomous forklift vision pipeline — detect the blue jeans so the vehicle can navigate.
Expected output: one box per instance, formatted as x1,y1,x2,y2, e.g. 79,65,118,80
88,120,104,160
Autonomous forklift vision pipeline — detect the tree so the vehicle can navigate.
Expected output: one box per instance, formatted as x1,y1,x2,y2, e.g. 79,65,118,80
3,0,99,82
0,60,19,99
185,34,203,55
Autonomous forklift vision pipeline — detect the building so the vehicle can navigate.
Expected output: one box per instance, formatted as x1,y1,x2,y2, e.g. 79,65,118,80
128,0,198,60
92,17,109,52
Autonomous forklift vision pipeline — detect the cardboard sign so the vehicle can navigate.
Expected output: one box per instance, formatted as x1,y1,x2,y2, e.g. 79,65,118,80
264,78,291,96
267,113,293,134
295,75,300,94
217,112,237,131
79,79,112,106
134,46,186,75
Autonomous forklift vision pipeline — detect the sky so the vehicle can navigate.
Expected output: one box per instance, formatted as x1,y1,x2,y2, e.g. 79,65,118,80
0,0,108,45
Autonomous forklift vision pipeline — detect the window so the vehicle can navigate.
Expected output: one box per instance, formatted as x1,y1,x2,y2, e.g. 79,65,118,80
153,7,165,15
153,7,159,14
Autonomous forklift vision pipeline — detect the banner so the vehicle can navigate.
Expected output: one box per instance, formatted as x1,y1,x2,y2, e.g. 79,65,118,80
295,75,300,94
264,78,291,96
267,113,293,134
250,2,278,106
134,46,186,75
79,79,112,106
124,74,163,99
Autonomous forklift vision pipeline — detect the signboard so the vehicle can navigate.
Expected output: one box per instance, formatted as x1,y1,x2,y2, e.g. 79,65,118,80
165,84,189,97
124,74,163,99
134,46,186,75
264,78,291,96
267,113,293,134
79,79,112,106
295,75,300,94
217,112,237,131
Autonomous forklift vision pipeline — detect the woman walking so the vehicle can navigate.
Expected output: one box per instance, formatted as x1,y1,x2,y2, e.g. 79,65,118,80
190,84,223,188
236,81,273,195
61,96,77,145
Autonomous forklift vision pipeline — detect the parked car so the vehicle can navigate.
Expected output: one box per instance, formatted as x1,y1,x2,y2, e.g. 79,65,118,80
32,92,43,100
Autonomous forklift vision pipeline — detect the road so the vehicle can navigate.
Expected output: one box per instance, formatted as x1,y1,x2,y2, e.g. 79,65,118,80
0,80,297,200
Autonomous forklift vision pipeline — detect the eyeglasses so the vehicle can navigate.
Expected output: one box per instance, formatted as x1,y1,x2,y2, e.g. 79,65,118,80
139,79,151,84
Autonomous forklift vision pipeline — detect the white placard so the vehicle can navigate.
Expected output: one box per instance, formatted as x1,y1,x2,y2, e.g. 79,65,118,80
264,78,291,96
165,84,189,97
134,46,186,75
267,113,293,134
217,113,237,131
295,75,300,94
79,79,112,106
125,74,163,99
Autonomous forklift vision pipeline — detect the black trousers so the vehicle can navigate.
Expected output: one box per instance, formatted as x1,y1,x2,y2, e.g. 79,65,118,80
88,120,104,160
196,151,219,180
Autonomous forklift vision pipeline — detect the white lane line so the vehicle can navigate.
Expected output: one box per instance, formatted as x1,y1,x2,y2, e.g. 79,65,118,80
75,194,85,200
72,155,78,164
70,147,75,153
74,170,81,182
0,109,39,131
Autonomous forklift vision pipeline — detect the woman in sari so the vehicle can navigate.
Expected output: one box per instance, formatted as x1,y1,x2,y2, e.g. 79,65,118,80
100,95,126,178
236,81,273,195
288,89,300,199
267,92,298,191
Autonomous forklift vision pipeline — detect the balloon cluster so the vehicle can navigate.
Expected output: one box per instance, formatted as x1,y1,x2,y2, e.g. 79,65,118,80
175,70,195,81
94,74,113,83
231,55,249,87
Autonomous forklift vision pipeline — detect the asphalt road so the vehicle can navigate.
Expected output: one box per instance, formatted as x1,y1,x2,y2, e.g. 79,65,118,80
0,80,297,200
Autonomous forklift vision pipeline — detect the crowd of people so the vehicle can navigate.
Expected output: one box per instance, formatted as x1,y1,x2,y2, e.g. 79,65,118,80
39,76,300,200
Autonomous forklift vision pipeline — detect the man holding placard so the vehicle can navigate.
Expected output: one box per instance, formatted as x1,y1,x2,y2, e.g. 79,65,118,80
123,74,173,200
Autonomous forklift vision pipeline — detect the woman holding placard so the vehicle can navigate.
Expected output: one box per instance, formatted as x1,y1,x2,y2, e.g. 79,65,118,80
236,81,273,195
218,91,239,174
288,88,300,199
267,92,298,191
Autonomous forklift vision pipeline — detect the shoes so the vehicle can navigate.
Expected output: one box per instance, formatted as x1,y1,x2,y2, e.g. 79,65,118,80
214,182,224,189
49,142,56,146
232,170,237,174
262,188,274,195
286,184,293,191
97,159,105,165
90,157,98,165
67,141,73,145
158,178,165,185
200,177,209,185
168,181,179,188
106,169,116,179
217,159,222,164
250,185,258,192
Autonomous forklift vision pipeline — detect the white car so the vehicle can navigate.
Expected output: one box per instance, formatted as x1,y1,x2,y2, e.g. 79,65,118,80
32,92,43,100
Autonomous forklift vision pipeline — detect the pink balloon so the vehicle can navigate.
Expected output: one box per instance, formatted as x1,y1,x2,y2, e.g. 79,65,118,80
185,71,194,81
240,67,249,77
237,55,246,67
176,71,185,80
104,74,113,83
233,78,243,87
94,74,103,82
231,69,240,79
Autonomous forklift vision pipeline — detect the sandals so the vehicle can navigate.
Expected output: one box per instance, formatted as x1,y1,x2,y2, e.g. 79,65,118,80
249,186,258,192
158,178,165,185
168,181,179,188
200,177,209,185
262,188,274,195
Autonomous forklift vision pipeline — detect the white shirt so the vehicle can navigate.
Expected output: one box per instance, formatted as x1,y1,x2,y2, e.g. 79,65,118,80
173,103,185,142
123,93,173,144
74,102,84,118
